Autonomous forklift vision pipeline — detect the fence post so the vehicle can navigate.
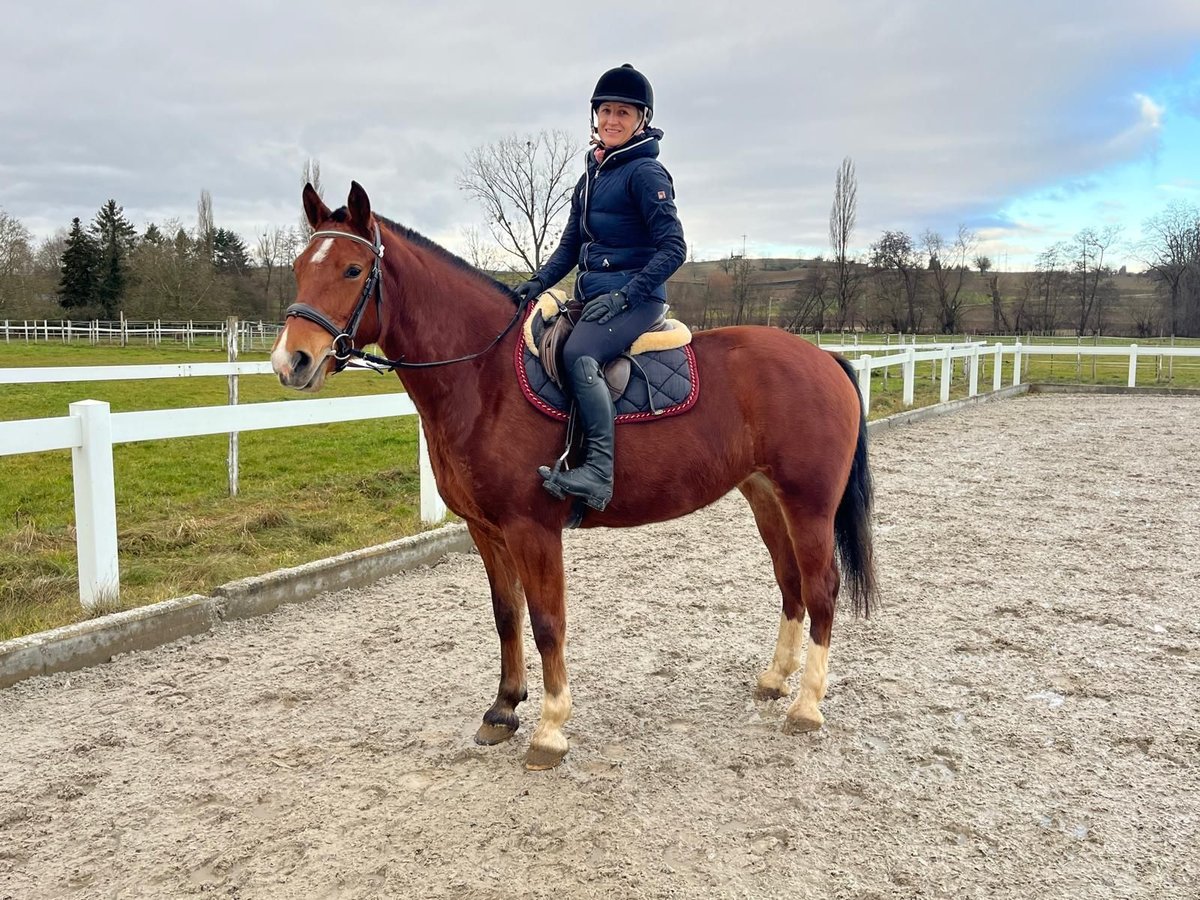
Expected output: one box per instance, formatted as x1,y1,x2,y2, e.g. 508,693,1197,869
227,316,240,497
1128,344,1138,387
968,345,980,397
418,416,447,524
940,346,952,403
993,343,1003,392
70,400,120,610
903,346,916,407
1012,342,1023,387
857,355,872,415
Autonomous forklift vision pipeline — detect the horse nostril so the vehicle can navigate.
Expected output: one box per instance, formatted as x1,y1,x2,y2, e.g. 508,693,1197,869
292,350,312,374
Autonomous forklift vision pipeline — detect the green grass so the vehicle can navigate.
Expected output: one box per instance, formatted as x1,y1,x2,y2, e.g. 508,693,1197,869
1,342,425,640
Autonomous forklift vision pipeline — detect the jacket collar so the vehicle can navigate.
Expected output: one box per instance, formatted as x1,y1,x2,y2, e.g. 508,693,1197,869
589,127,663,172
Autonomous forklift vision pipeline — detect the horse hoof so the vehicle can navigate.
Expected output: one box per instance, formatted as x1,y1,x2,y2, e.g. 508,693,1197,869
474,722,518,746
755,675,791,700
524,745,568,770
783,710,824,735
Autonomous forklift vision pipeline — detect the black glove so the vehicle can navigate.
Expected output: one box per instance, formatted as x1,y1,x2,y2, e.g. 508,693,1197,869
512,278,543,307
580,290,628,325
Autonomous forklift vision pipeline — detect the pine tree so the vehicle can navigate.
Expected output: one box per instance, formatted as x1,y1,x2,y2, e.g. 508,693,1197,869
213,228,251,274
91,200,137,318
58,217,100,311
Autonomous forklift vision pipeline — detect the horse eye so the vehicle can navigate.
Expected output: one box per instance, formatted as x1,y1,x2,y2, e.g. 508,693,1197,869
344,265,362,278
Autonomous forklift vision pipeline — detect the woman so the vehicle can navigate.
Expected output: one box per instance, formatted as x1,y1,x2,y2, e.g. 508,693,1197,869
513,63,687,512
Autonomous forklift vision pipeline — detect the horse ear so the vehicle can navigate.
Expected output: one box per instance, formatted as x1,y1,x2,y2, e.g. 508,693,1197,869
348,181,372,229
302,183,330,229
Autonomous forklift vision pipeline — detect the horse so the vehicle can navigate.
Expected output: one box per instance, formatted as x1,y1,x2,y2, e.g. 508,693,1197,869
272,182,877,770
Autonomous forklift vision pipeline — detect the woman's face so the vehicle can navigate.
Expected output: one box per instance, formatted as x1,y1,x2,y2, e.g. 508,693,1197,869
595,102,642,149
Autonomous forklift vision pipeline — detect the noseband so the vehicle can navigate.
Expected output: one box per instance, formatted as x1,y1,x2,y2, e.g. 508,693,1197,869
286,225,385,374
285,223,523,373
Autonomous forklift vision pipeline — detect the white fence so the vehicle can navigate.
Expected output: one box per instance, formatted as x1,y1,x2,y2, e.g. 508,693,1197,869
1,317,283,351
4,339,1200,611
824,340,1200,414
1,370,447,609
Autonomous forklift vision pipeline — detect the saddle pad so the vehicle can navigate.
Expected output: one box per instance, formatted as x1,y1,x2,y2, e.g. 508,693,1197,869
516,336,699,423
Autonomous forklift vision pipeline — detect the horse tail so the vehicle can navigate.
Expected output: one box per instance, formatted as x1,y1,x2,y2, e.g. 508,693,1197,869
832,355,878,618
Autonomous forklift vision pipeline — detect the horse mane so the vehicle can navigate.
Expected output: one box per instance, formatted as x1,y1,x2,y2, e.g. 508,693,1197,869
327,207,516,302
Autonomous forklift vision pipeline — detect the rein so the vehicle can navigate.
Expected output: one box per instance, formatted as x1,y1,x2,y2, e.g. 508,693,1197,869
285,224,523,373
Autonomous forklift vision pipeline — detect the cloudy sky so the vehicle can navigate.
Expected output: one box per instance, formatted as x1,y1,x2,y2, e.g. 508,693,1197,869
2,0,1198,271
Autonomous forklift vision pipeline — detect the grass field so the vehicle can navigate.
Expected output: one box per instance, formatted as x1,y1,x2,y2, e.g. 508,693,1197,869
2,333,1198,641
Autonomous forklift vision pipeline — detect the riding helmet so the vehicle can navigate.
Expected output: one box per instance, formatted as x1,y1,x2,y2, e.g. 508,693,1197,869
591,63,654,119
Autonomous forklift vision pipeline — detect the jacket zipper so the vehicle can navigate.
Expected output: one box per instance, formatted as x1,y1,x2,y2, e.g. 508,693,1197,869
578,134,656,297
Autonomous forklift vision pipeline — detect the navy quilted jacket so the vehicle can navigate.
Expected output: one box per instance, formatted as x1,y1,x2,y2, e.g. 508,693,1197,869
535,128,686,307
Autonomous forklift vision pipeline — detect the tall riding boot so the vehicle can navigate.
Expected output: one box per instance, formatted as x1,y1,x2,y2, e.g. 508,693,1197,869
539,356,616,510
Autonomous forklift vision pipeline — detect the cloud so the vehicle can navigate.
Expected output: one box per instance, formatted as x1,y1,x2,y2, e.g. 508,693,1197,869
2,0,1199,270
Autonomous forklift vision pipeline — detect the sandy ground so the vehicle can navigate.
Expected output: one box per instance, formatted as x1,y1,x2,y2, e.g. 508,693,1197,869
2,393,1198,900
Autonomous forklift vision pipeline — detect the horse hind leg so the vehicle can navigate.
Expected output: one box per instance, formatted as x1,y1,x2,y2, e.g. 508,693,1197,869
777,503,841,735
739,475,806,701
468,521,529,746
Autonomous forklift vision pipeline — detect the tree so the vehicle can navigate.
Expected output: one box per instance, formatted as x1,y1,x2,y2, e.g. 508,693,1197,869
196,189,215,265
828,156,863,329
300,159,323,241
1031,244,1068,333
58,217,100,312
922,225,976,333
0,208,34,311
1139,202,1200,336
869,230,924,332
1068,225,1120,335
91,199,138,318
458,130,581,272
213,228,251,275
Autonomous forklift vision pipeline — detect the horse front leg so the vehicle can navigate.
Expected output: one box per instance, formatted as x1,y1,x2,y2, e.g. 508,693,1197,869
468,521,529,746
503,519,571,770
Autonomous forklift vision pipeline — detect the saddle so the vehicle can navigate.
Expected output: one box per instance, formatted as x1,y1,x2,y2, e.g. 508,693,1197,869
522,289,693,401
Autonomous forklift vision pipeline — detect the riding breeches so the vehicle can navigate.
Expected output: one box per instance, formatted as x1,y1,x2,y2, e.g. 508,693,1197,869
562,300,667,373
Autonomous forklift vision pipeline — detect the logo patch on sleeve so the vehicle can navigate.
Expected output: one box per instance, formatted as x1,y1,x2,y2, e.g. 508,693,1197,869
657,190,667,200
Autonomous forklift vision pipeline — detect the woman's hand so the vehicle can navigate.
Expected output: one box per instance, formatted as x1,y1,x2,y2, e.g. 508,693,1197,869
580,291,628,325
512,278,543,306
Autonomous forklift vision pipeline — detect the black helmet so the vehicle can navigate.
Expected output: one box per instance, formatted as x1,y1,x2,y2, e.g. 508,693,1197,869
591,63,654,118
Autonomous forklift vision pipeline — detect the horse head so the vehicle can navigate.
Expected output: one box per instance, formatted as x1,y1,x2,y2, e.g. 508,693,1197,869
271,181,385,392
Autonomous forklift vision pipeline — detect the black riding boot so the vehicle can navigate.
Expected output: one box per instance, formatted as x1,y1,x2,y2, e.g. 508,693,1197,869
539,356,615,510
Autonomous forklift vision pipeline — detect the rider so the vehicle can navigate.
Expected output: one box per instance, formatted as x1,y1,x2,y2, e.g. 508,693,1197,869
513,63,687,511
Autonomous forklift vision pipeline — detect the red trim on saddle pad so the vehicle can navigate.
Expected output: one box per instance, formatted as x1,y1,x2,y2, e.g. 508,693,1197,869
514,319,700,423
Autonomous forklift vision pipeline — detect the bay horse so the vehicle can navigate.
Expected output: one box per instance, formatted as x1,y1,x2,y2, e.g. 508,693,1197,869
272,182,877,770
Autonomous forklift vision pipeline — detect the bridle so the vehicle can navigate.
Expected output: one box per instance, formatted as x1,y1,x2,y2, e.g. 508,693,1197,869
285,223,523,373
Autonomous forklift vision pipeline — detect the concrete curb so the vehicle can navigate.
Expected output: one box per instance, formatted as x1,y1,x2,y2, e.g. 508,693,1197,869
867,384,1030,436
1027,383,1200,398
0,523,475,690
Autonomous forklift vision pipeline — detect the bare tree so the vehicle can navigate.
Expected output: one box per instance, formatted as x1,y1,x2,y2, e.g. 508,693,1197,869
460,225,504,273
1139,202,1200,335
1068,225,1120,334
869,230,924,332
729,255,753,324
196,189,215,265
828,156,863,329
922,225,976,333
783,264,830,332
1031,244,1068,333
458,130,581,273
300,159,323,241
0,208,34,311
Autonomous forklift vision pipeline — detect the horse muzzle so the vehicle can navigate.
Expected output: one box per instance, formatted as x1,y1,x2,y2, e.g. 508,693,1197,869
271,328,331,392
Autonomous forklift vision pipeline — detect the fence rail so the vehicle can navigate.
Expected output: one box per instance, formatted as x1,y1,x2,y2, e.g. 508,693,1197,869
1,318,283,351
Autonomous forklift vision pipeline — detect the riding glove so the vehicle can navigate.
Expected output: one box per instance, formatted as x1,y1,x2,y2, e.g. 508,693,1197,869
512,278,543,307
580,291,628,325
